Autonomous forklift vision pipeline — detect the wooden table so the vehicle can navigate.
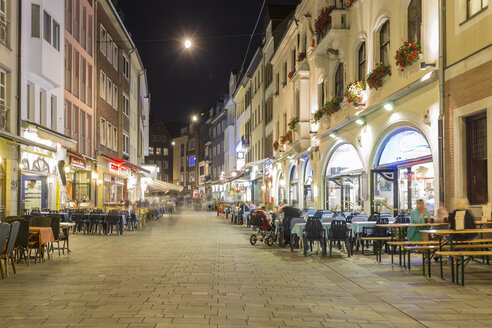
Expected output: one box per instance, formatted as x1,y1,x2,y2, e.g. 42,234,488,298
421,228,492,283
29,227,55,262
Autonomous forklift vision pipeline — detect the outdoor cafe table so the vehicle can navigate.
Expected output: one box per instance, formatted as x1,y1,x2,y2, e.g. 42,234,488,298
421,228,492,282
29,227,55,261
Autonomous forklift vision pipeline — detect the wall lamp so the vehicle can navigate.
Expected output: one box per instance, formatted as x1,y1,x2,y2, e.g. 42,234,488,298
384,103,394,111
420,62,436,70
329,132,338,139
355,118,366,126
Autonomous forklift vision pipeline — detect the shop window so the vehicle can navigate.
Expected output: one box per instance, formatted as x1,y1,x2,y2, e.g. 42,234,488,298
148,146,154,155
304,160,314,208
103,174,124,204
379,20,390,66
74,171,90,203
289,165,298,206
408,0,422,43
466,113,487,204
155,147,161,155
378,129,431,165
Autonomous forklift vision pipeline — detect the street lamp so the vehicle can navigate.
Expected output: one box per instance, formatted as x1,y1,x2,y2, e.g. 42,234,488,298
184,39,192,49
171,141,175,146
192,115,198,122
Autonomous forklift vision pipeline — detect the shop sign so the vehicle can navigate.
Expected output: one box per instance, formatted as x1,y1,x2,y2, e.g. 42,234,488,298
70,156,87,169
109,162,119,172
120,166,128,174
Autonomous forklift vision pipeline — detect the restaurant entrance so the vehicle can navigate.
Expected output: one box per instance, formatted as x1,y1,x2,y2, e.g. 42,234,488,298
22,175,48,211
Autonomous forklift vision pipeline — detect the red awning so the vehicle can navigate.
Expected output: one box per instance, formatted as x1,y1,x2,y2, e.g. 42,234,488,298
101,154,150,174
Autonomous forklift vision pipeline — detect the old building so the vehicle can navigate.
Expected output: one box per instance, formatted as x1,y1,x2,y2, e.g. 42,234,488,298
146,117,173,182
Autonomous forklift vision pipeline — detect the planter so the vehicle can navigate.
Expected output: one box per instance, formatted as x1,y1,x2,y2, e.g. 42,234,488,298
366,64,391,90
395,42,421,72
344,80,366,104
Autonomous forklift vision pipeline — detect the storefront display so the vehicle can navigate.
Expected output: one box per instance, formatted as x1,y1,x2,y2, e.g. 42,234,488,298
324,143,363,212
371,129,434,215
103,174,125,204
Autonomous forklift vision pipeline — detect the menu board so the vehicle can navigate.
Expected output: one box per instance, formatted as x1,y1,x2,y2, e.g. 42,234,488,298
24,179,42,210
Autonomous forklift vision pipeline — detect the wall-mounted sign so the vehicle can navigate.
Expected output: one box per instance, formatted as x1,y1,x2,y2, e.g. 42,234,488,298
70,156,87,169
120,166,128,174
109,162,119,172
237,151,244,159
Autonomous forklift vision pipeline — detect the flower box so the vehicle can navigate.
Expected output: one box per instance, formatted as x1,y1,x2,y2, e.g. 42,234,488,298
366,64,392,90
288,70,296,80
313,96,342,124
297,52,306,62
346,0,358,8
344,80,366,104
288,116,300,132
315,6,334,37
395,42,421,71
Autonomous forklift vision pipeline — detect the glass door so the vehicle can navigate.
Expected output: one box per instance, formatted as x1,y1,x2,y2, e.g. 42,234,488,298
341,175,361,212
22,176,47,212
325,177,341,211
371,169,397,216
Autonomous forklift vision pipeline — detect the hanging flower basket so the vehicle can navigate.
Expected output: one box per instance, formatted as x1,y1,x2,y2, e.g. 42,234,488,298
288,70,295,80
346,0,358,8
273,140,279,151
344,80,366,104
395,42,421,71
288,116,300,132
314,6,334,36
366,64,392,90
313,96,342,124
297,52,306,62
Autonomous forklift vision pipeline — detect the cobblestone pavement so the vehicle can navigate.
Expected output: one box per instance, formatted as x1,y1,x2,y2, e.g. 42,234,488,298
1,212,492,328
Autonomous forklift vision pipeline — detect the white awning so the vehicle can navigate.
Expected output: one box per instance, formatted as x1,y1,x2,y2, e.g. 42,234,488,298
245,158,270,168
148,179,183,192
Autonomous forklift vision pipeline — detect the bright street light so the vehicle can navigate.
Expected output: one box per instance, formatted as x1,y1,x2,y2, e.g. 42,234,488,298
171,141,175,146
192,115,198,122
184,39,192,49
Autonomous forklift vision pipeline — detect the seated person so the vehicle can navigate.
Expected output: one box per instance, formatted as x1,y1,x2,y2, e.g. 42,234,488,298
408,199,432,241
447,198,476,241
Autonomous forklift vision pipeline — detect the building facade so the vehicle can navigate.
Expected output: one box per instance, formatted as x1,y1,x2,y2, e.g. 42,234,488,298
145,118,172,182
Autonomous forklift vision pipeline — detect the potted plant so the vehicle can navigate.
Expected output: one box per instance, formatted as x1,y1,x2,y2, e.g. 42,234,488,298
288,69,296,80
285,130,293,144
297,52,306,62
273,140,279,151
288,116,300,132
313,96,342,123
366,64,392,90
346,0,358,8
395,41,421,71
344,80,366,104
314,6,334,36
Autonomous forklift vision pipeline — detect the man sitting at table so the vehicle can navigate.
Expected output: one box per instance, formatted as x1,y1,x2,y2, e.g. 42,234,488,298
408,199,432,241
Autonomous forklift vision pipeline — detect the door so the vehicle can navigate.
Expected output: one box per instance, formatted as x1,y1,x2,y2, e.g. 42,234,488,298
466,113,487,204
371,168,397,216
22,176,47,211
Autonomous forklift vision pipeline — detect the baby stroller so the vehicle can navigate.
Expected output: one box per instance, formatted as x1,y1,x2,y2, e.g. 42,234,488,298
249,209,276,246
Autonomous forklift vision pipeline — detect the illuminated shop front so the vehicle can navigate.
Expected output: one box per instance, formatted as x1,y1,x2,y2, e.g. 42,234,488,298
277,172,286,204
371,129,434,216
324,143,364,212
288,165,298,206
65,153,93,203
98,156,129,206
303,159,314,209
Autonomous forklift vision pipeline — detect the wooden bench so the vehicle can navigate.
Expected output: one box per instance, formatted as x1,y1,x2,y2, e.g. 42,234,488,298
360,237,392,262
435,250,492,286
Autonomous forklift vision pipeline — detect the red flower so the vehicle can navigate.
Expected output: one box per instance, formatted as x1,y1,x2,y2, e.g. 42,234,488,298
404,42,408,46
411,43,415,47
410,55,414,60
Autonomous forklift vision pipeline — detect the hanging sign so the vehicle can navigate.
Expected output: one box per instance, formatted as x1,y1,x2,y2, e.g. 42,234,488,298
70,156,87,169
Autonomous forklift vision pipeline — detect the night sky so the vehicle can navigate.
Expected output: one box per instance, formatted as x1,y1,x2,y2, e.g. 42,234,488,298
117,0,300,122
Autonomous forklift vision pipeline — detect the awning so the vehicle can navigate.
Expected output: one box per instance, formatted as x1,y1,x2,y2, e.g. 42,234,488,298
23,120,77,150
245,157,271,168
101,154,150,174
148,179,183,192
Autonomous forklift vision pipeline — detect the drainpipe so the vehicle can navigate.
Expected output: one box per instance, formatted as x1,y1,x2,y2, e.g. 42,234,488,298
438,0,446,207
16,0,22,215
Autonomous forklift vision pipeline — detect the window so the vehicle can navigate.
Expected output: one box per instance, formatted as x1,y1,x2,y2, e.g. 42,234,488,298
65,43,72,91
51,95,57,129
163,148,168,156
408,0,422,43
79,110,85,153
112,84,117,109
88,15,93,55
148,147,154,155
123,133,129,155
87,65,92,106
87,114,92,156
73,0,79,41
53,20,60,50
106,122,112,149
123,54,129,79
80,57,86,102
43,11,51,43
113,126,117,150
0,70,5,123
40,89,47,126
465,0,489,20
319,80,325,107
265,63,273,87
64,101,70,136
113,44,118,70
276,72,279,93
65,0,72,33
155,147,161,155
379,21,390,66
100,70,106,100
123,93,129,116
265,98,273,123
334,63,344,99
27,83,34,120
180,143,185,157
72,105,78,139
100,25,106,54
106,78,112,105
107,35,112,63
81,7,86,49
31,4,40,38
73,50,79,97
466,113,488,204
189,172,195,182
283,62,287,84
358,42,366,81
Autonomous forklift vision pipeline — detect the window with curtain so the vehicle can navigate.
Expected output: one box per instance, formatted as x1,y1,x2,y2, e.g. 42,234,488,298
379,21,390,65
334,63,344,99
408,0,422,43
358,42,366,81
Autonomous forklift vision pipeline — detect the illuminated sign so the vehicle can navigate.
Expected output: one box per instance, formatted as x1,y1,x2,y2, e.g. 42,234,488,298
188,156,196,167
237,151,244,159
109,162,119,171
120,166,128,174
70,156,87,169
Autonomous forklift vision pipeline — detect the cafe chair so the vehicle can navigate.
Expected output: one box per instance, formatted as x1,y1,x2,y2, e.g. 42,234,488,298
13,219,32,265
0,221,19,278
107,215,122,235
49,216,62,256
0,223,11,278
328,220,352,257
29,216,52,227
303,217,327,256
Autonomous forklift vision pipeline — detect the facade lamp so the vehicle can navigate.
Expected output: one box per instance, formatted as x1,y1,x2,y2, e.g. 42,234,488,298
355,118,366,126
384,103,394,111
420,62,436,70
329,132,337,139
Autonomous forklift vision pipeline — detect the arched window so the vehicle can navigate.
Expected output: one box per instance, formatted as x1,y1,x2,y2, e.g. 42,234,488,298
358,42,366,81
32,158,50,173
379,20,390,65
378,129,431,166
334,63,344,99
408,0,422,43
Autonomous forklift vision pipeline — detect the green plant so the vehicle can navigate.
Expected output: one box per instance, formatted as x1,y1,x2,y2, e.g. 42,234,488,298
395,42,421,71
288,116,300,132
346,0,358,8
344,80,366,104
288,69,295,80
313,96,342,124
273,140,279,151
366,64,391,89
314,6,334,36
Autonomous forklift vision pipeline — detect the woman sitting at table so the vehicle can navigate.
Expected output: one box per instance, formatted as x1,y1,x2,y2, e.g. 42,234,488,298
408,199,432,241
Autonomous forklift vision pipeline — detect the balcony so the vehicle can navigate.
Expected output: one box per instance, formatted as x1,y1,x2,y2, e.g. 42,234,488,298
313,3,349,57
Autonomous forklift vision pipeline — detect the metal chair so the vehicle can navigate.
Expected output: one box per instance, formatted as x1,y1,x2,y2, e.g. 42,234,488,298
328,220,352,257
303,217,327,256
0,221,19,278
